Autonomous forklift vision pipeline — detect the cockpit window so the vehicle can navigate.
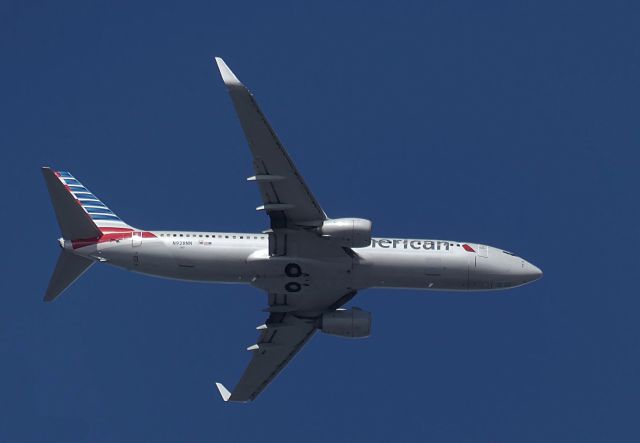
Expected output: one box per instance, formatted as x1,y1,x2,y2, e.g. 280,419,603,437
502,250,516,256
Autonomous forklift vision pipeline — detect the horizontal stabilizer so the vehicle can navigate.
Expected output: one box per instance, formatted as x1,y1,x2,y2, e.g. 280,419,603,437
44,250,94,302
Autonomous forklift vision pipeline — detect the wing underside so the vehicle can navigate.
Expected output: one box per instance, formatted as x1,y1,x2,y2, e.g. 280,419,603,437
217,312,316,402
215,57,326,229
216,288,357,403
214,58,357,402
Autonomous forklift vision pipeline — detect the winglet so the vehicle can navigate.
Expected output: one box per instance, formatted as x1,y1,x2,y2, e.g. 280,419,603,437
215,382,232,402
214,57,242,87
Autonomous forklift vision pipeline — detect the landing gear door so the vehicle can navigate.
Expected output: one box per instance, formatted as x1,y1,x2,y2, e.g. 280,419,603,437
132,231,142,247
477,244,489,258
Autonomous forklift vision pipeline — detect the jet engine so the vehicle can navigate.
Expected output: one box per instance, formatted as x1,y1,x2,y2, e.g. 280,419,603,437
320,308,372,338
318,218,372,248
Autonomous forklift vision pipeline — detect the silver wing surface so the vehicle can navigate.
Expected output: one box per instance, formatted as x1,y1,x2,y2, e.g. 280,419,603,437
216,288,357,403
215,57,326,230
213,58,356,402
216,312,316,403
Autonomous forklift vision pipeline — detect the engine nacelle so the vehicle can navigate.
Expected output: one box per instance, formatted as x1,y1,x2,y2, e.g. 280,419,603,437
318,218,372,248
320,308,372,339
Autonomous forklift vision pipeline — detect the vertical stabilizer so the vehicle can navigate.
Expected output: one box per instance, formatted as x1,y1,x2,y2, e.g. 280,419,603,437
44,250,94,302
42,167,133,237
42,167,102,239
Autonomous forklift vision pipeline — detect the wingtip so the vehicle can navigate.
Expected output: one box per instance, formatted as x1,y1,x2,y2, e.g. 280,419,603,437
214,57,242,87
215,382,232,402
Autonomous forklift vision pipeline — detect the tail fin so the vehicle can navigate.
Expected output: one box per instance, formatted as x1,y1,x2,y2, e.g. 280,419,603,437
44,250,94,302
42,167,133,237
42,167,134,301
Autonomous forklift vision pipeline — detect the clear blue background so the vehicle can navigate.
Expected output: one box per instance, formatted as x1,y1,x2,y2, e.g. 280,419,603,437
1,1,638,441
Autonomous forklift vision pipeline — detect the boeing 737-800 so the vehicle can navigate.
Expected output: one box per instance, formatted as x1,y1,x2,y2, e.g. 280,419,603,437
42,58,542,403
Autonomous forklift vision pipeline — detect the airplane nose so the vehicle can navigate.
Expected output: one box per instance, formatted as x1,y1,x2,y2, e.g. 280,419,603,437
520,261,543,283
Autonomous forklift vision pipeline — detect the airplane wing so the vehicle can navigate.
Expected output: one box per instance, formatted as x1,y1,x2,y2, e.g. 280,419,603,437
215,290,356,403
215,312,316,403
215,57,327,232
213,58,358,402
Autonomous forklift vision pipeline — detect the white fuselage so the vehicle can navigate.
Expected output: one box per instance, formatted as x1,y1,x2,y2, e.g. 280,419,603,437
67,230,542,293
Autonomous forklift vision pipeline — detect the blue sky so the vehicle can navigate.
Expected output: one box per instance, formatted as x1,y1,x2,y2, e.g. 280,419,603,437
1,1,639,441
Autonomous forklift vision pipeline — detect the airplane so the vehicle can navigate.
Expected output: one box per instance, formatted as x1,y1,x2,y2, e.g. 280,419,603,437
42,57,542,403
